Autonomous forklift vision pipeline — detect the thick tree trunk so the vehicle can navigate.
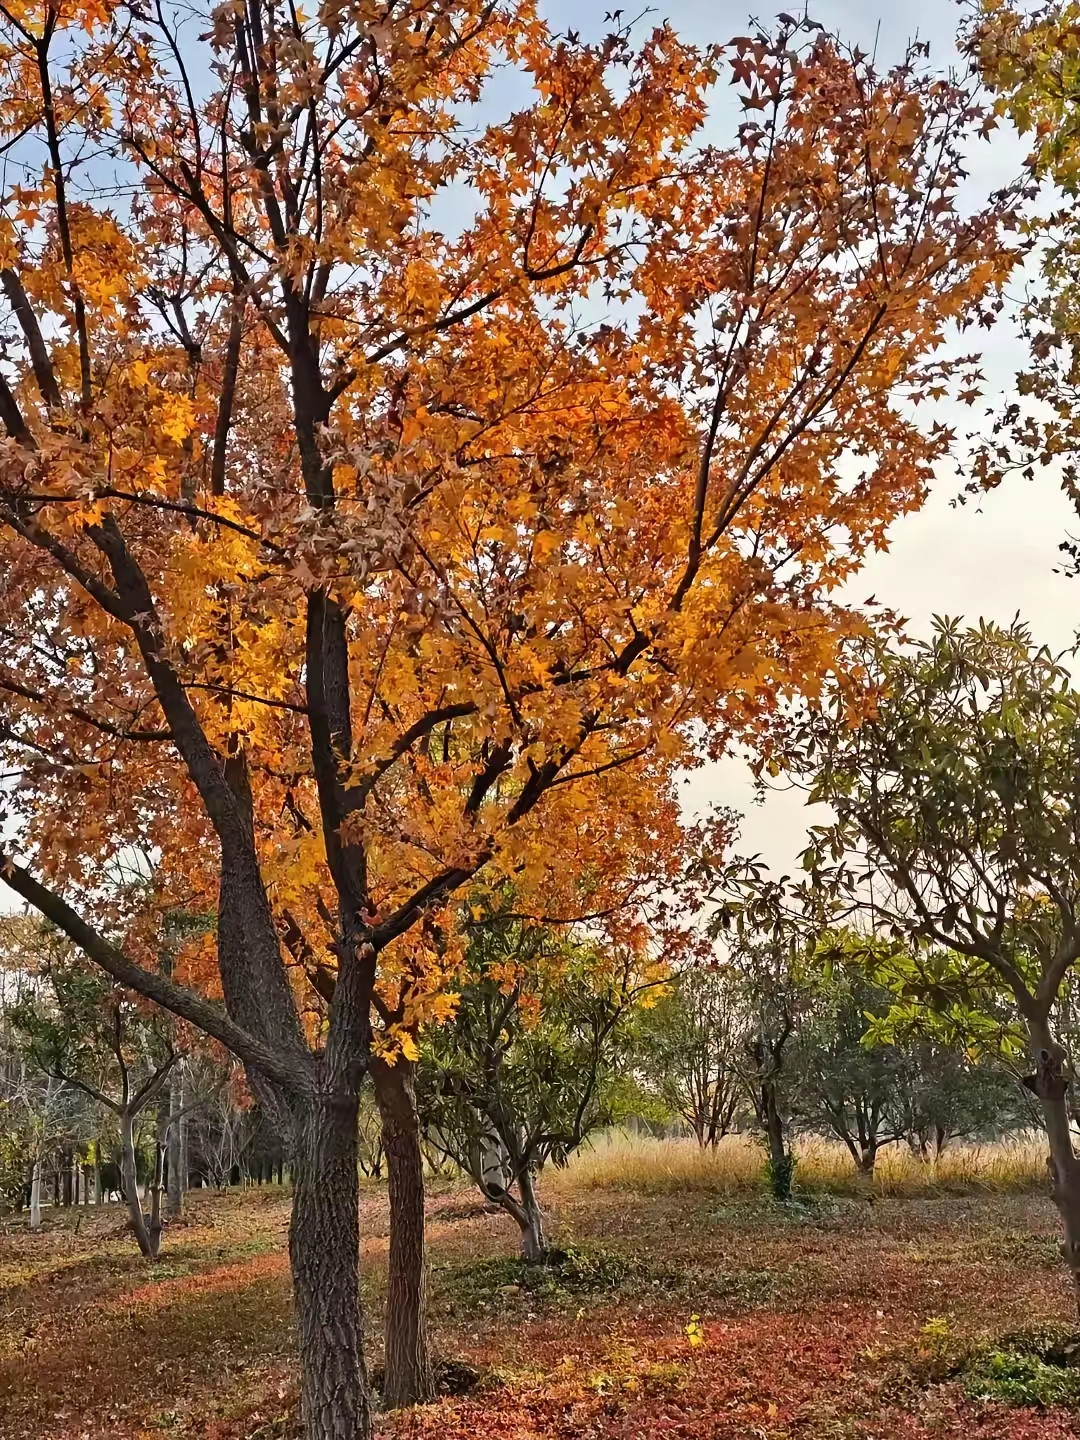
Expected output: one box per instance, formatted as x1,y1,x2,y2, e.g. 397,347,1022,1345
166,1060,185,1220
1028,1022,1080,1316
120,1108,160,1259
29,1160,42,1231
289,1093,371,1440
373,1057,434,1409
857,1144,877,1177
517,1167,547,1262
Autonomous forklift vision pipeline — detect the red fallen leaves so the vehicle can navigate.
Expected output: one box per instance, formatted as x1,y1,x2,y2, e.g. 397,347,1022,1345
380,1312,1080,1440
117,1252,289,1314
3,1188,1079,1440
380,1307,890,1439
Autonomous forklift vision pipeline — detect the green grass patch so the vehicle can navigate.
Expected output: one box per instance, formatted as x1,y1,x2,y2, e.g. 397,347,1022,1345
965,1349,1080,1407
432,1244,676,1315
957,1325,1080,1408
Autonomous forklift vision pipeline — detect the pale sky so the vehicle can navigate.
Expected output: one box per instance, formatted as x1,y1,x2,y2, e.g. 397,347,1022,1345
534,0,1078,869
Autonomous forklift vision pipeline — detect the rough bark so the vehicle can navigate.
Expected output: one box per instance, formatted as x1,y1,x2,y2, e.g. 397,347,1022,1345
289,1093,371,1440
373,1057,434,1409
857,1145,878,1177
1027,1022,1080,1316
149,1141,164,1253
760,1079,794,1201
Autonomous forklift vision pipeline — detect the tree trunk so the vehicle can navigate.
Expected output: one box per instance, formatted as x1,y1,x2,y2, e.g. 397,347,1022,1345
517,1167,547,1262
857,1144,877,1177
760,1081,794,1201
120,1108,159,1260
166,1060,185,1220
149,1140,165,1255
1027,1023,1080,1316
289,1093,371,1440
373,1057,434,1409
29,1160,42,1231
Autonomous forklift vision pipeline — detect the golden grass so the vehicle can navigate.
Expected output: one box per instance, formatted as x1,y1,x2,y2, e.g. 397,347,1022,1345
550,1130,1048,1198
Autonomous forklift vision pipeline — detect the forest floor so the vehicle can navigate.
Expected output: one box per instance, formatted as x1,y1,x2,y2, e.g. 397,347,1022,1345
1,1178,1078,1440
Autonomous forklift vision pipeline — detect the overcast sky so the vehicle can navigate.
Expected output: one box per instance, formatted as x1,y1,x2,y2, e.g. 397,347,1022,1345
533,0,1076,870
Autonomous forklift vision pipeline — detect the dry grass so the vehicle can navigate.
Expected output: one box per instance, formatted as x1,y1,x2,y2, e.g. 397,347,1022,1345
551,1129,1048,1198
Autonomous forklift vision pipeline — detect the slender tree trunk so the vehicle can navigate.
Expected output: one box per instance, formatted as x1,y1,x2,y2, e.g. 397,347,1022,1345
1028,1022,1080,1316
761,1081,794,1200
120,1108,159,1260
517,1167,547,1262
29,1159,42,1231
289,1093,371,1440
149,1140,165,1255
373,1057,434,1409
166,1060,185,1220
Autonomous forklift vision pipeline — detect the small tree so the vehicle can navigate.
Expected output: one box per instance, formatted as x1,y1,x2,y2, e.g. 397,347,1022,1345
418,919,657,1260
9,945,176,1258
637,965,747,1148
730,939,804,1201
791,961,909,1176
691,856,814,1201
793,618,1080,1308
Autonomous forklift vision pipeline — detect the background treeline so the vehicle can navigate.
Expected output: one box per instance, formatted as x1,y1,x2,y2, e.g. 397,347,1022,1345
0,908,1041,1247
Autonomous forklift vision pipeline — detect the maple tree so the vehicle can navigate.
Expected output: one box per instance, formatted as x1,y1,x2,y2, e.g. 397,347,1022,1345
0,1,1017,1434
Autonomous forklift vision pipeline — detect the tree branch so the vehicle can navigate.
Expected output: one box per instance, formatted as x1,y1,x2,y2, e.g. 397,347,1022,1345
0,851,307,1091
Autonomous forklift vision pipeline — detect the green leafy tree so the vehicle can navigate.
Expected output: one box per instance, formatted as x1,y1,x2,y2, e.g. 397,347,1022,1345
691,854,818,1201
417,918,658,1260
792,618,1080,1309
793,939,1028,1172
732,939,805,1201
967,5,1080,562
791,960,909,1175
9,935,177,1259
636,965,747,1148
